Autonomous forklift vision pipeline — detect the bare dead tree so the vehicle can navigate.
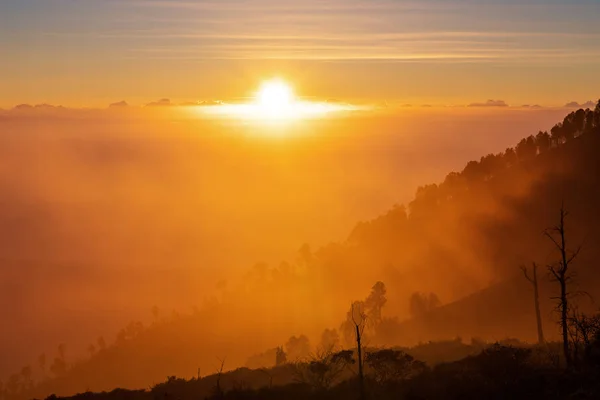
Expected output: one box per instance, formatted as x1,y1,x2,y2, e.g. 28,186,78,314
213,357,226,399
520,262,545,344
545,203,581,368
351,302,367,400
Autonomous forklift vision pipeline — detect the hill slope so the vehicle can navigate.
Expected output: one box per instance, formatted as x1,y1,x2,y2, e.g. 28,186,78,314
4,101,600,399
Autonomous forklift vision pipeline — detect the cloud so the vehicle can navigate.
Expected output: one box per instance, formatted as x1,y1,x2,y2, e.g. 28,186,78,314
97,2,600,64
564,100,595,108
182,100,224,106
13,104,34,111
520,104,543,109
35,104,62,109
109,101,129,108
1,104,133,121
10,104,68,115
468,100,508,108
146,98,172,107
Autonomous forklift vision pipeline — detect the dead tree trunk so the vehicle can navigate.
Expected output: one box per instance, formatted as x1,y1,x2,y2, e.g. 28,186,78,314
545,204,581,368
214,358,226,399
521,263,545,344
355,324,364,397
559,276,570,366
351,303,366,400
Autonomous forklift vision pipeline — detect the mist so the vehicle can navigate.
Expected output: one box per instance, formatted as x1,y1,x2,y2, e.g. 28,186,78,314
0,105,572,382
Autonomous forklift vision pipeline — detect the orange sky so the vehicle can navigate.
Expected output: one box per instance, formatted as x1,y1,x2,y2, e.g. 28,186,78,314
1,0,600,107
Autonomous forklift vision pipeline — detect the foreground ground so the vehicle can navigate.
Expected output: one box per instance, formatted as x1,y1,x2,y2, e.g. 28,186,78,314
38,342,600,400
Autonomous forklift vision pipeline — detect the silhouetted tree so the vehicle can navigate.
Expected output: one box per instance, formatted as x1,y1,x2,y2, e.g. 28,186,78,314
38,353,46,373
535,131,551,153
409,292,441,317
297,243,314,267
275,347,287,366
365,349,427,384
583,109,596,135
503,147,517,167
545,204,581,367
551,123,564,146
57,343,66,361
212,358,226,399
571,109,586,136
246,348,281,369
595,100,600,133
49,344,68,377
561,113,575,141
350,302,366,400
341,301,365,346
97,336,106,351
5,374,20,396
462,160,483,182
49,357,67,377
20,366,32,391
569,311,600,364
293,349,354,390
409,184,440,218
286,335,311,361
319,329,340,352
441,171,465,196
516,135,537,160
479,153,502,180
365,281,387,326
520,263,545,344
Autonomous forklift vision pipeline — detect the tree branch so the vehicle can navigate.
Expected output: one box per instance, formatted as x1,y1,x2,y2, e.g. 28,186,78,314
548,265,561,281
544,229,563,253
520,265,534,284
566,245,582,265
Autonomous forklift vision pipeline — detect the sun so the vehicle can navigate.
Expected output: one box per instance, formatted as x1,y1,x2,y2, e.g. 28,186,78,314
255,79,296,118
195,78,362,124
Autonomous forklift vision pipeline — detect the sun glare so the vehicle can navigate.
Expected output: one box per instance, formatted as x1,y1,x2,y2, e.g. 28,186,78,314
256,80,295,114
195,78,364,124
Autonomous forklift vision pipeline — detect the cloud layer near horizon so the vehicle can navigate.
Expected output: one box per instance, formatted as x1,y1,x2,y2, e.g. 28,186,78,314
2,99,597,116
